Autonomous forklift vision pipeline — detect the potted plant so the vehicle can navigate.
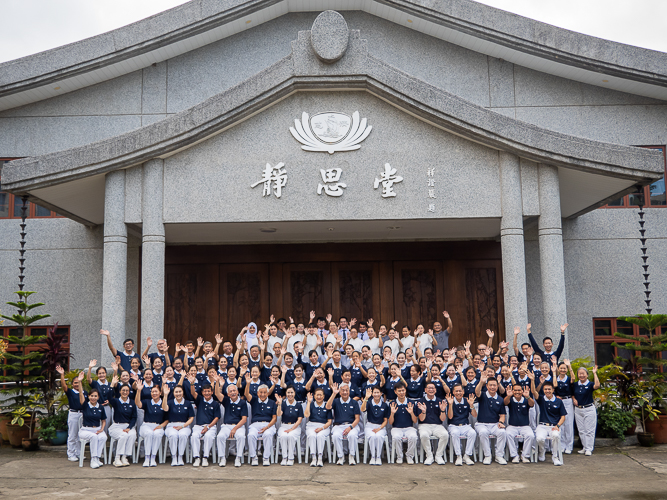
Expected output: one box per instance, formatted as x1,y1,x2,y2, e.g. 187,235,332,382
613,314,667,443
8,394,43,450
635,380,661,447
38,408,69,445
38,323,72,419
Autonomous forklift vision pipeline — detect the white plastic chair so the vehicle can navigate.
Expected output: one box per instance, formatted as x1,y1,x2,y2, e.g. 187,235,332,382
79,437,107,467
448,436,478,463
134,434,165,464
505,435,537,463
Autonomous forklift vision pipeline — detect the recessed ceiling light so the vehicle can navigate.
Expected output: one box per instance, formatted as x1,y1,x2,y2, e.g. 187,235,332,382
602,79,609,83
246,19,252,24
260,227,276,233
407,19,413,23
54,86,61,90
328,227,334,231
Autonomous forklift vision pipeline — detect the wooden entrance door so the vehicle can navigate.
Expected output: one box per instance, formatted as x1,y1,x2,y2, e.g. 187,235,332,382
219,264,270,344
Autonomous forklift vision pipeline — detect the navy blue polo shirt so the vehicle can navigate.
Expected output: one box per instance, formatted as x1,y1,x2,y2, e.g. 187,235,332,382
383,377,402,401
283,368,296,385
477,391,505,424
366,400,390,425
288,378,308,402
361,379,381,396
555,375,573,398
430,378,447,399
223,379,245,398
139,381,157,400
280,400,304,425
572,380,595,406
114,383,135,401
195,395,221,426
464,378,479,397
167,399,195,423
400,365,411,380
217,369,229,380
303,362,321,381
179,354,196,367
349,366,364,388
222,354,234,368
515,375,531,390
260,365,273,384
151,370,164,388
111,397,137,428
537,395,567,425
499,377,513,391
246,380,261,399
444,375,461,393
250,397,277,423
163,378,179,400
182,378,201,402
90,380,113,405
406,376,426,399
204,356,218,370
141,399,166,424
222,397,248,425
537,375,553,396
195,371,208,385
148,352,174,368
269,381,284,401
326,363,344,384
332,397,361,425
309,402,333,424
391,400,415,428
416,396,445,425
310,379,333,400
248,356,262,371
117,351,143,372
81,401,106,427
66,388,87,412
449,399,471,426
507,397,531,427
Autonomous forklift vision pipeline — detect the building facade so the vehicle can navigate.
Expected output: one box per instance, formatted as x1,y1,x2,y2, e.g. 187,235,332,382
0,1,666,368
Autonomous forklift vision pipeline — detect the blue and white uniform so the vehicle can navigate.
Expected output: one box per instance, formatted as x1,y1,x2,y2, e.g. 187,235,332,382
535,394,567,464
448,397,477,459
248,396,277,463
475,390,507,461
65,387,87,460
165,398,195,464
306,401,332,461
139,398,166,465
109,396,138,462
364,398,389,463
389,398,418,462
216,395,248,465
331,396,361,461
78,398,107,465
555,374,574,453
277,400,304,462
572,378,597,453
415,395,449,463
505,395,535,461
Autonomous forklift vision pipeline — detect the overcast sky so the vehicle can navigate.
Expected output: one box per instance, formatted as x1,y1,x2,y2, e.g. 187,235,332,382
1,0,666,63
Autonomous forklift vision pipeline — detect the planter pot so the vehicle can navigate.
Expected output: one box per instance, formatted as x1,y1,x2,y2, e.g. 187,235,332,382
645,415,667,444
637,432,655,447
5,424,30,448
49,430,68,446
625,424,637,436
22,437,39,451
0,414,11,443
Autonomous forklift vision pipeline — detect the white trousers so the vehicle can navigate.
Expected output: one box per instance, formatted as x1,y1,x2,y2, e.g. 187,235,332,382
139,423,164,457
79,426,107,459
306,422,330,456
529,406,538,430
536,424,561,461
575,405,597,452
560,398,574,452
109,423,137,458
390,426,417,460
165,422,191,457
449,424,476,457
364,423,387,459
419,424,449,460
191,425,217,458
67,411,82,458
277,423,302,459
476,422,507,458
506,425,534,458
248,421,276,458
217,424,246,458
332,424,360,458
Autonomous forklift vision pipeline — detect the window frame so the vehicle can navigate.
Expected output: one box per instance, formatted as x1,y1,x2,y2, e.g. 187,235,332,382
0,158,62,219
592,317,663,371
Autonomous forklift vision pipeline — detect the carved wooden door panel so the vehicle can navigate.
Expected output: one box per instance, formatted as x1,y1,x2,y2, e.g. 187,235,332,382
281,263,331,325
393,261,444,333
219,264,270,343
164,264,219,349
331,262,380,323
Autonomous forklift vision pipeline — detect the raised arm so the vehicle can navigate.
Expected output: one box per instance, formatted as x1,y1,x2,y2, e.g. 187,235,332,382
86,359,97,385
100,329,118,357
56,364,68,391
554,324,568,359
162,385,170,411
76,372,85,405
512,327,521,357
592,365,600,390
142,337,152,358
135,380,144,408
325,383,339,410
304,393,313,418
475,372,487,398
443,311,453,334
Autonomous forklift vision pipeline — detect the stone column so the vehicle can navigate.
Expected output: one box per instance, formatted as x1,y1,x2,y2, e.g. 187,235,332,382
499,152,528,342
141,159,166,341
538,164,568,351
102,170,127,367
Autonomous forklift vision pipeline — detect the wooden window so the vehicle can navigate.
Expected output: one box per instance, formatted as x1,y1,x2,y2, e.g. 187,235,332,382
601,146,667,208
0,159,63,219
593,317,663,371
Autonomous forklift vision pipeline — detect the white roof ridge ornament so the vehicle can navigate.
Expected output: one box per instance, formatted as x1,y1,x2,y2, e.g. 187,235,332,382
289,111,372,154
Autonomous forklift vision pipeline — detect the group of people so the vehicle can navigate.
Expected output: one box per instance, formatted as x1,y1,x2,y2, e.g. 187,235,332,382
61,311,600,469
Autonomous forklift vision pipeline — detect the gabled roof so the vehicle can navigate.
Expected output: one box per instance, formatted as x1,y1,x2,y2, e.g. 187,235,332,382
1,0,667,112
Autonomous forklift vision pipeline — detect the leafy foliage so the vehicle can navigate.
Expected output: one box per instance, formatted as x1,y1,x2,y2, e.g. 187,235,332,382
597,404,635,439
38,323,72,417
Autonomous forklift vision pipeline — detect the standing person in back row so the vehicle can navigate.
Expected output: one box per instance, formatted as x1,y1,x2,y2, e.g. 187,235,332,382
526,323,568,362
432,311,454,350
100,329,143,372
570,362,600,456
56,364,87,462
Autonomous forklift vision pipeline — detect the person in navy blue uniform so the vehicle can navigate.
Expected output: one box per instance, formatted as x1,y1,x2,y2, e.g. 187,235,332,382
86,359,114,430
338,370,361,400
134,379,167,467
361,367,383,397
383,363,405,402
475,372,508,465
503,383,535,463
389,383,418,464
406,365,426,401
327,382,361,465
415,382,449,465
553,359,574,454
189,381,221,467
306,367,333,400
162,384,195,466
75,381,107,469
276,387,304,465
569,360,600,456
447,386,477,465
222,366,245,400
141,337,174,369
246,383,278,466
100,329,142,372
305,389,333,467
527,323,568,363
528,372,566,466
361,386,389,465
214,382,248,468
107,375,138,467
57,364,88,461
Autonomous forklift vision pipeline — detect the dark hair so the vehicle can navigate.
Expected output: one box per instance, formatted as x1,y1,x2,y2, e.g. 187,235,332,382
96,366,106,375
185,340,194,346
201,384,213,392
276,318,287,324
264,353,273,359
123,338,134,345
313,387,325,396
119,383,132,392
486,377,498,385
341,368,350,376
521,343,530,349
543,336,553,343
308,322,317,328
390,363,400,369
143,368,152,375
542,381,555,389
316,317,326,323
452,384,464,392
294,364,304,372
284,352,293,359
285,384,295,393
339,316,348,322
359,321,368,327
88,388,100,397
425,382,436,390
309,350,319,358
402,325,411,331
394,381,407,391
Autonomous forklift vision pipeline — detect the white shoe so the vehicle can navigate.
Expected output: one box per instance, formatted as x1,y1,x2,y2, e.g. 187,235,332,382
219,457,227,467
281,458,288,466
310,457,317,467
287,459,294,466
521,456,531,464
564,449,572,455
424,456,433,466
396,456,403,464
235,457,242,467
553,458,562,466
336,457,345,465
177,456,184,466
317,457,324,467
121,456,130,466
150,456,157,467
369,457,376,465
495,457,507,465
464,455,474,466
251,457,259,466
349,455,356,466
202,458,208,467
406,456,414,465
143,458,151,467
585,450,592,456
435,456,446,465
68,456,79,462
91,458,101,469
455,456,463,466
263,457,270,466
538,454,546,462
171,457,178,466
482,456,491,465
578,449,586,454
114,458,124,468
193,458,200,467
512,456,520,463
